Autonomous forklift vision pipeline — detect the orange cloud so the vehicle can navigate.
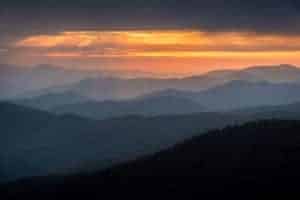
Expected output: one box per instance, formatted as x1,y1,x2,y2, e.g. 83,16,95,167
15,30,300,58
16,30,300,48
16,31,209,48
11,30,300,76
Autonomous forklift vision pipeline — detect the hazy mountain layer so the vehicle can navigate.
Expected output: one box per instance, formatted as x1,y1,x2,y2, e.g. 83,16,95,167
46,80,300,119
0,103,236,182
14,91,90,110
53,64,300,100
150,80,300,111
0,64,99,99
52,95,204,119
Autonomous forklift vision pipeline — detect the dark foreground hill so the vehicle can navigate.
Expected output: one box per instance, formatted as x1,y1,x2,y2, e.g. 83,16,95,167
2,101,300,183
3,120,300,198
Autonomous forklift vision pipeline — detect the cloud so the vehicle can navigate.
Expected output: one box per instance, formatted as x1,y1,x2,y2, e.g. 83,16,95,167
1,0,300,56
2,0,300,74
13,30,300,59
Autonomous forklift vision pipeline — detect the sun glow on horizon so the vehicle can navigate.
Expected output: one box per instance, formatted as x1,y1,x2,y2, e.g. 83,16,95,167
11,30,300,76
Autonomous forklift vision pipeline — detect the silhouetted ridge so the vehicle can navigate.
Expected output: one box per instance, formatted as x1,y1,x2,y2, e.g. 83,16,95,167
3,120,300,198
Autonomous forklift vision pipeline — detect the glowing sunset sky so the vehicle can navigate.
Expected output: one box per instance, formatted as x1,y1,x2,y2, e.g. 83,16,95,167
1,0,300,76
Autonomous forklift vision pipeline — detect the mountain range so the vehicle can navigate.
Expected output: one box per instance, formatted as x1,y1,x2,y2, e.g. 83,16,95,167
5,64,300,101
43,64,300,101
151,80,300,111
6,64,300,117
0,102,238,182
51,94,204,119
2,100,300,182
0,64,99,99
15,79,300,119
14,91,91,110
3,63,300,190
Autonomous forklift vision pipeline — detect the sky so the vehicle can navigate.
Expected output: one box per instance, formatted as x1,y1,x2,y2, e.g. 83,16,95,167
1,0,300,77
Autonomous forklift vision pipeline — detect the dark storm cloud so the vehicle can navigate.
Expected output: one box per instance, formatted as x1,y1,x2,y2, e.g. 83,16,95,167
1,0,300,45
